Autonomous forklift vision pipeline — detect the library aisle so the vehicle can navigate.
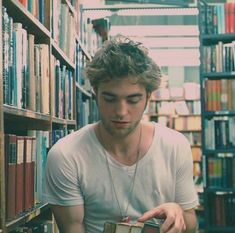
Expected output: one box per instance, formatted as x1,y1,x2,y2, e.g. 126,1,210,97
0,0,235,233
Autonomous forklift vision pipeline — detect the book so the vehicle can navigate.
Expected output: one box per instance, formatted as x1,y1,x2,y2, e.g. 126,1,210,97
23,136,33,211
27,34,35,111
15,136,24,215
103,221,162,233
129,224,143,233
115,223,132,233
5,134,17,220
143,222,160,233
103,222,116,233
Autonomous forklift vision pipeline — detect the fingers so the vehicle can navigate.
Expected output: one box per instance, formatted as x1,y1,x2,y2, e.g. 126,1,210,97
160,215,186,233
137,208,164,222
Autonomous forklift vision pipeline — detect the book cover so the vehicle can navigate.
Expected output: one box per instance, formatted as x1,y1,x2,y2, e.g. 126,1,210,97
23,136,33,211
5,134,17,220
15,136,24,215
27,34,35,111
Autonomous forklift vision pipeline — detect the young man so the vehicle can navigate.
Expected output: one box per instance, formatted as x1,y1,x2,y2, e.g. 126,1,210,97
44,36,199,233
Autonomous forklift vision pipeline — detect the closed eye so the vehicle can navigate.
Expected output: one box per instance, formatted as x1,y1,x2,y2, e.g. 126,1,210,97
103,95,117,102
126,96,143,104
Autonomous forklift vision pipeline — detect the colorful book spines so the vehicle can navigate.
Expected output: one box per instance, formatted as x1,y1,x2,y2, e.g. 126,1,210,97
205,79,235,112
201,3,235,35
4,132,49,221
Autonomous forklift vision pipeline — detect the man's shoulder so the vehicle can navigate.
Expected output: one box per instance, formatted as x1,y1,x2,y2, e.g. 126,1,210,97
153,122,189,145
49,123,96,154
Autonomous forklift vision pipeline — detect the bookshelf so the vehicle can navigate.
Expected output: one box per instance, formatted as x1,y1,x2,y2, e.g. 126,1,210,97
199,1,235,232
146,82,204,230
0,0,102,232
147,83,202,182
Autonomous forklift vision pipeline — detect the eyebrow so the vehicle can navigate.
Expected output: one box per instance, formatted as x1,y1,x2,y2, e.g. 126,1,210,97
101,92,143,98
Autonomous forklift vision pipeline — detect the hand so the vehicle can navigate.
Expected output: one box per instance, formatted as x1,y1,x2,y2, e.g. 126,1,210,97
137,202,186,233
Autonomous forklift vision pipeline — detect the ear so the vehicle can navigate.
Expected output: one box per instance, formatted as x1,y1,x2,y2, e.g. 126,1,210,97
146,92,152,101
93,87,98,96
93,88,98,104
144,92,152,110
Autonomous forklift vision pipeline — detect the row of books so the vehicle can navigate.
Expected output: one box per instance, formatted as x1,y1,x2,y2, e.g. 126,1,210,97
17,0,50,29
76,96,98,129
11,220,53,233
81,17,103,57
151,115,201,132
52,0,76,61
183,131,201,147
202,42,235,73
4,131,49,221
208,193,235,227
152,83,200,101
18,0,78,61
204,79,235,112
201,3,235,35
174,116,201,131
208,154,235,188
2,9,50,113
80,15,109,56
148,100,201,116
51,57,74,120
75,43,90,89
52,129,74,145
204,116,235,150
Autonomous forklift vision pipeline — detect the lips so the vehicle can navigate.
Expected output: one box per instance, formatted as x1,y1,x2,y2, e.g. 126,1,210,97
112,121,129,128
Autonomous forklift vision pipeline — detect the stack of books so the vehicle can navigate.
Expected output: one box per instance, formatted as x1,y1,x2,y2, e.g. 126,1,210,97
103,221,163,233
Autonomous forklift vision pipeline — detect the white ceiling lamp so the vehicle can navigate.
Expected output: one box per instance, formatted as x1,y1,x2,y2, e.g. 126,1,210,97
128,36,199,48
109,25,199,36
114,7,198,16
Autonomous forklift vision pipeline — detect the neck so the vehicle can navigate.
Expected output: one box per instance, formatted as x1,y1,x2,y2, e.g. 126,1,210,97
97,122,142,165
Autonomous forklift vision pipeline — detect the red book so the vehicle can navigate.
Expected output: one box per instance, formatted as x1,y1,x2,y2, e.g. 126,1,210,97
18,0,27,8
227,3,235,33
15,136,24,215
5,134,17,220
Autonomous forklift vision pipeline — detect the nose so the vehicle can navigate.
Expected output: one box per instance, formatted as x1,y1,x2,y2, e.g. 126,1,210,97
115,99,128,118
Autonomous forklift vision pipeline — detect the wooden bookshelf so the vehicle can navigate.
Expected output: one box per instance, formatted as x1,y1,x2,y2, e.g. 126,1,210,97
199,1,235,232
0,0,104,232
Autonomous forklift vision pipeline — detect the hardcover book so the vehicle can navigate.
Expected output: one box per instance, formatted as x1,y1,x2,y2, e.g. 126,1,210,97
103,221,162,233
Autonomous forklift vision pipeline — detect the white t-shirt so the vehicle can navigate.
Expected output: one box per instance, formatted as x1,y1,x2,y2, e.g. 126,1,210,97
44,122,199,233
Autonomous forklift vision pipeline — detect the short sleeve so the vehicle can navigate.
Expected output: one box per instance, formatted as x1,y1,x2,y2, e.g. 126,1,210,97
43,142,84,206
175,136,199,210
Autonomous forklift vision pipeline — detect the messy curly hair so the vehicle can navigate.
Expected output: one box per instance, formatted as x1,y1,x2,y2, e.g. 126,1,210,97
84,35,162,93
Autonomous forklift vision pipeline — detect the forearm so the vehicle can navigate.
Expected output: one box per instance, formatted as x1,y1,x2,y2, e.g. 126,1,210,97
183,209,198,233
51,205,85,233
57,222,85,233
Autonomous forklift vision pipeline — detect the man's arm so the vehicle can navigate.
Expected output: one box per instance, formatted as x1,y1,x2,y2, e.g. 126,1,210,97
183,208,198,233
138,203,198,233
51,204,85,233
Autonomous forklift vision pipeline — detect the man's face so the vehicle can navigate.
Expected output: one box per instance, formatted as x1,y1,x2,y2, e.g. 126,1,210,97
96,77,149,138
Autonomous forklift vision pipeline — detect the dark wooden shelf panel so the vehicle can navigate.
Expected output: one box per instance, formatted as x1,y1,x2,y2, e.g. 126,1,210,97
202,111,235,117
206,226,235,233
76,82,92,98
52,116,76,126
76,36,92,61
201,33,235,44
51,39,75,70
204,187,235,193
3,105,51,131
201,72,235,79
